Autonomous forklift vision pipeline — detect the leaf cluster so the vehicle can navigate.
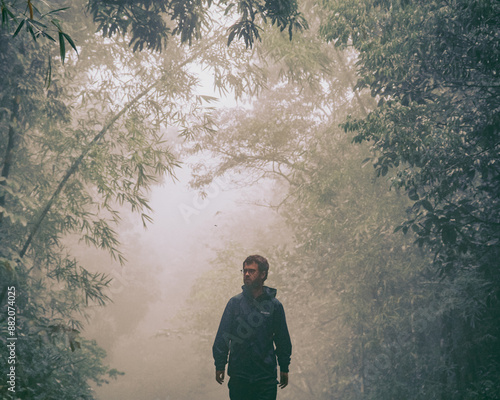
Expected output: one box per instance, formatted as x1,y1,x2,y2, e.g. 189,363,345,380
1,1,77,65
87,0,308,51
321,0,500,396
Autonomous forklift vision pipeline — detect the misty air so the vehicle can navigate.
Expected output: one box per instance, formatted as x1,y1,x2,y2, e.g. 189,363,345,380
1,1,499,399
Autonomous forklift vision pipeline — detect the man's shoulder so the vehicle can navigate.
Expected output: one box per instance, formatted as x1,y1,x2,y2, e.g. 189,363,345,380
269,296,284,310
271,296,283,305
263,286,284,305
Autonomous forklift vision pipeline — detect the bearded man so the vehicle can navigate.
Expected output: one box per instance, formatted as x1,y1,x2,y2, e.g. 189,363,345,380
212,255,292,400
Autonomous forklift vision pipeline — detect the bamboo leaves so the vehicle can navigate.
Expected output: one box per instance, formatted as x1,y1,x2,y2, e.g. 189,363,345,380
3,1,77,64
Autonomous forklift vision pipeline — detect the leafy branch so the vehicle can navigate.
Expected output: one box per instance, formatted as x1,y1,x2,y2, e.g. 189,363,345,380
19,46,209,258
1,1,77,64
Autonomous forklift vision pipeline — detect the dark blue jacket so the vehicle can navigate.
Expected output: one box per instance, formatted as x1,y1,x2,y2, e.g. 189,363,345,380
212,285,292,382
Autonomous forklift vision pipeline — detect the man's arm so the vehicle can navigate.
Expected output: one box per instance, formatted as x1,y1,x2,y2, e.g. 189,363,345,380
273,301,292,388
212,299,234,383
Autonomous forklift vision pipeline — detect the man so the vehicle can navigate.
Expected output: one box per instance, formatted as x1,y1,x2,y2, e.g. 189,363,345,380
213,255,292,400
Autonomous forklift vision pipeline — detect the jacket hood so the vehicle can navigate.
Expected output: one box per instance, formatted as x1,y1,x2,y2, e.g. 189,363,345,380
264,286,277,298
242,285,277,299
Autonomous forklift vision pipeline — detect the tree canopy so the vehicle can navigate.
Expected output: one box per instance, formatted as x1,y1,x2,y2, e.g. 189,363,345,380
320,0,500,397
1,0,308,59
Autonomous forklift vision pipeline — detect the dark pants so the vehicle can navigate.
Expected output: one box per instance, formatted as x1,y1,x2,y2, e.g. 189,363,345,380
228,377,278,400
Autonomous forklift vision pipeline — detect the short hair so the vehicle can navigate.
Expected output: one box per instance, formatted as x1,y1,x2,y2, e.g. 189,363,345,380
243,255,269,282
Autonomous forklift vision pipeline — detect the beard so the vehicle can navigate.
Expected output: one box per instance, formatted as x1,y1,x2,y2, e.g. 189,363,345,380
245,278,262,288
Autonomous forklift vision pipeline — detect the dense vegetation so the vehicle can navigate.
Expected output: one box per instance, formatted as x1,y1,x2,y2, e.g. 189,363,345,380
1,0,498,399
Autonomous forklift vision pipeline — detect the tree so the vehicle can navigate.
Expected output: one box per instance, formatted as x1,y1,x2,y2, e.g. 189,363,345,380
0,1,279,397
87,0,308,50
1,0,308,59
320,0,500,398
0,0,313,396
0,24,172,397
0,0,77,65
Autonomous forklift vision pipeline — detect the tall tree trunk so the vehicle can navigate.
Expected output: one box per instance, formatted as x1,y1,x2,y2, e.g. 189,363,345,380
0,95,20,226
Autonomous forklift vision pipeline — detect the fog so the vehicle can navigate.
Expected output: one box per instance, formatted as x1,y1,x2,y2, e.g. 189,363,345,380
2,2,497,399
78,162,288,399
74,62,292,397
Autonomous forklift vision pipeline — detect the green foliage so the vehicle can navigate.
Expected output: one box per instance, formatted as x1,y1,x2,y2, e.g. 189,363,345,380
1,0,300,396
0,29,119,397
182,3,500,396
1,0,77,65
0,2,234,396
184,81,440,399
183,21,430,399
321,0,500,397
0,258,120,399
88,0,172,52
88,0,308,50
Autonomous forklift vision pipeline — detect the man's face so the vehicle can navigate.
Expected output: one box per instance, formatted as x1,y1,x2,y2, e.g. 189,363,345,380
242,262,265,288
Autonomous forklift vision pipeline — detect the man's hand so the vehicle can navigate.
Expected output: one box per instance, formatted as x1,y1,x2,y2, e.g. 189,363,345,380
215,370,225,384
279,371,288,389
